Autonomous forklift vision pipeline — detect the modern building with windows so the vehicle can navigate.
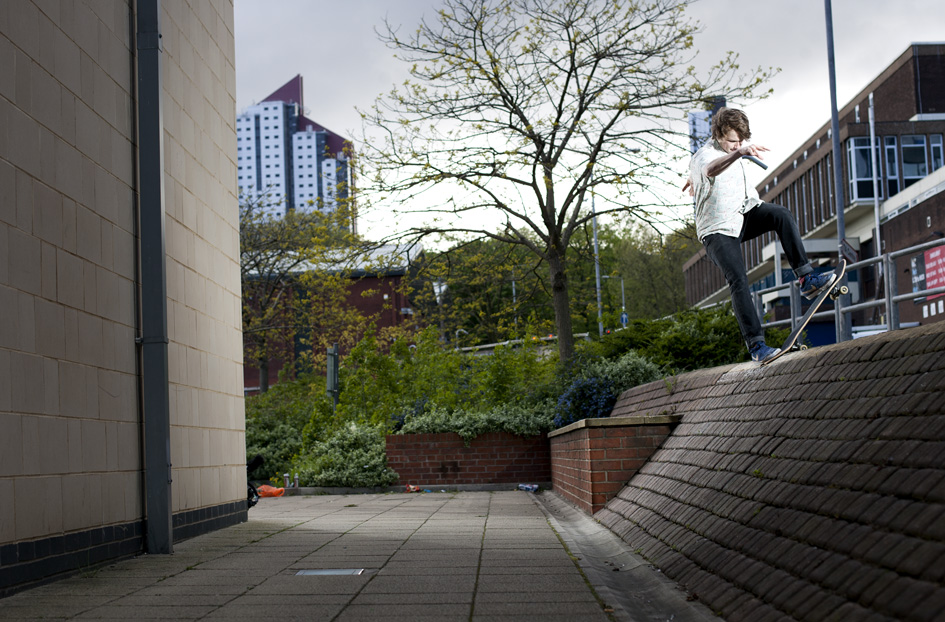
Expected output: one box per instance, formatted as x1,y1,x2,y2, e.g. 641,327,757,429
684,43,945,339
237,75,353,220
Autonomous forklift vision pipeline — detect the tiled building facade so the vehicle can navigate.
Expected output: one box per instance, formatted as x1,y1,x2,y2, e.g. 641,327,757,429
236,75,352,217
0,0,245,592
684,43,945,336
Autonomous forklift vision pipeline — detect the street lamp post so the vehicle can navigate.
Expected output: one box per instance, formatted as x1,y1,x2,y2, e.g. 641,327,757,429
592,191,603,337
602,275,626,327
591,149,639,338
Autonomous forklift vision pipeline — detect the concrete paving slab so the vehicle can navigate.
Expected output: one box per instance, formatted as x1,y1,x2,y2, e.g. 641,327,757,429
0,491,720,621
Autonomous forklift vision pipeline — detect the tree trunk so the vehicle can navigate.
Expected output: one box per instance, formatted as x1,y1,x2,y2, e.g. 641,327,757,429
258,358,270,393
547,250,574,362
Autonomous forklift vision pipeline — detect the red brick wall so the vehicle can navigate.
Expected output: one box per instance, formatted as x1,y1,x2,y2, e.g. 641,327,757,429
385,432,551,486
549,417,679,515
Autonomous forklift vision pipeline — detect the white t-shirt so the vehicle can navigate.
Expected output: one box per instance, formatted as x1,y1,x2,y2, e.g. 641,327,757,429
690,140,762,241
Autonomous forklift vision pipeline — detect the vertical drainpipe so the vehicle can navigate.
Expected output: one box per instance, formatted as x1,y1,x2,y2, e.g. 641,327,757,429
134,0,172,554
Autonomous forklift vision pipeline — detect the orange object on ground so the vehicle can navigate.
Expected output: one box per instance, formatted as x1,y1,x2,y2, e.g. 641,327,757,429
257,484,285,497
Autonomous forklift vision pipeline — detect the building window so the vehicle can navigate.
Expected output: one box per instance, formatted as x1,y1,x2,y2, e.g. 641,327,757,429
884,136,899,197
847,137,881,200
931,135,943,172
901,135,927,188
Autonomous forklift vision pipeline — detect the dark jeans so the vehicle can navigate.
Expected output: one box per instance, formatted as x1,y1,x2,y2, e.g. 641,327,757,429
703,203,813,349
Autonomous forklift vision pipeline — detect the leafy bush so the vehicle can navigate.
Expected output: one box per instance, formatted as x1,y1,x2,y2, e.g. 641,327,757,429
294,423,398,488
554,376,617,428
245,376,330,482
591,305,787,371
398,401,556,444
335,326,556,431
577,350,663,394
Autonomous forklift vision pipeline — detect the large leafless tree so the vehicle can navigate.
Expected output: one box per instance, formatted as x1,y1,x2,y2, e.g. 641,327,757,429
360,0,773,361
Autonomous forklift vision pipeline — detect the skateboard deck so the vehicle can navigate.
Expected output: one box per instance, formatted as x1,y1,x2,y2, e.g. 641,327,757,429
761,259,848,366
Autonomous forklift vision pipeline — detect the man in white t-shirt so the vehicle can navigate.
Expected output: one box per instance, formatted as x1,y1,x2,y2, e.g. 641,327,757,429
685,108,836,363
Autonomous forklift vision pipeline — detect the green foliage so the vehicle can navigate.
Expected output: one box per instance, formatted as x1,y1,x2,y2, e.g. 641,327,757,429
603,221,697,322
576,350,664,394
554,377,617,428
399,401,556,445
245,375,330,482
245,304,785,487
294,423,398,488
552,350,663,428
590,305,789,371
335,326,556,431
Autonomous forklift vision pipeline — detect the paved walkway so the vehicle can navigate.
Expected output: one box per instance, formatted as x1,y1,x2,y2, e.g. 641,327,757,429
0,491,715,621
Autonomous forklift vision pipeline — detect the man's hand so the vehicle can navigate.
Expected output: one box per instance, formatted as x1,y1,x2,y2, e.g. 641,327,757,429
737,143,770,160
705,143,770,178
682,178,694,197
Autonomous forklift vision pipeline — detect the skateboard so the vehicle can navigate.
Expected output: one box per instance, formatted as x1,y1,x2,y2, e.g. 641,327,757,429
761,259,848,366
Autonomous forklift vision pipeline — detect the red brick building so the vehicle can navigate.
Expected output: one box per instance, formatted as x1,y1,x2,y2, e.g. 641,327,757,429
684,43,945,342
243,245,419,393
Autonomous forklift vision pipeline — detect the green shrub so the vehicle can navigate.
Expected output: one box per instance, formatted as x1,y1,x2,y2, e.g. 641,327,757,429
553,376,617,428
398,400,556,444
593,306,752,370
245,376,329,482
578,350,663,394
335,326,556,432
294,423,398,488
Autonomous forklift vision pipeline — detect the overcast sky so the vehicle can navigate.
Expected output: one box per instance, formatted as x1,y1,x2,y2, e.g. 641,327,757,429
235,0,945,236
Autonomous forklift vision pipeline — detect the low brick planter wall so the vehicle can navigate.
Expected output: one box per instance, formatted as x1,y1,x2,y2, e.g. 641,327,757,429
386,432,551,487
549,415,680,515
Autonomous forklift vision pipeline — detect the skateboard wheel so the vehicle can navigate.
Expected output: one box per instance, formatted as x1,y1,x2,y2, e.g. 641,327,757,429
839,285,849,295
799,345,808,350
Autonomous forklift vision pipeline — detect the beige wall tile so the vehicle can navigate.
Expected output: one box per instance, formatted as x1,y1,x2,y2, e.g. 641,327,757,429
0,160,14,228
0,286,17,350
100,471,125,524
11,352,44,415
104,420,119,470
76,311,104,368
14,476,62,541
8,227,41,297
75,203,101,265
0,36,14,103
43,357,58,415
21,414,69,475
33,181,61,246
66,419,82,472
56,248,84,310
0,479,14,543
34,297,65,359
0,412,23,477
40,241,56,300
117,422,138,471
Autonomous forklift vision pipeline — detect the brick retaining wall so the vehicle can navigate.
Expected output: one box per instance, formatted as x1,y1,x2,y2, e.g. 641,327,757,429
549,416,680,515
595,321,945,621
385,432,551,486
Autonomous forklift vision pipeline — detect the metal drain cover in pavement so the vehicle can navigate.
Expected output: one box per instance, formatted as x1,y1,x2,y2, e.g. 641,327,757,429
296,569,364,576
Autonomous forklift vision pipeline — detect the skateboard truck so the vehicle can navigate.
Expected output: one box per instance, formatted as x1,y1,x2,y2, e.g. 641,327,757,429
761,259,848,366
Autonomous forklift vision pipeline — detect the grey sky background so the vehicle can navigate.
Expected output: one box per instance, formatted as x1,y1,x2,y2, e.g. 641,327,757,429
235,0,945,236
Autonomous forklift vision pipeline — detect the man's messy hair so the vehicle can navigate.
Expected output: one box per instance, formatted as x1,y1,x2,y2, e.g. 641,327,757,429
711,107,752,141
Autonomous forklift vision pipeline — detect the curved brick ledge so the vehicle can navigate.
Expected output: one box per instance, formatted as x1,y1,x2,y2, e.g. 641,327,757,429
595,321,945,621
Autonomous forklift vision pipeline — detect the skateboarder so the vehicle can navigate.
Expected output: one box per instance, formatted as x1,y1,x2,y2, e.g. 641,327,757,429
684,108,836,363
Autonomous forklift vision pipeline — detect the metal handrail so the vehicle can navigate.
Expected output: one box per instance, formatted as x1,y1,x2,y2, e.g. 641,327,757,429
756,237,945,339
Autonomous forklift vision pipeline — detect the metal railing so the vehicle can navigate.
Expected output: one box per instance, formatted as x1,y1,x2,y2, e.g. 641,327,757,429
754,238,945,340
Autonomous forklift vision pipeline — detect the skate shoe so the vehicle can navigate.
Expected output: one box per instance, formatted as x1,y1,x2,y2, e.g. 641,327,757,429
749,341,781,363
799,271,838,300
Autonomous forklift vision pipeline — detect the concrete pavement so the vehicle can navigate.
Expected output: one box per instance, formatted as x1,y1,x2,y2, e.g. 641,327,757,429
0,491,716,621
